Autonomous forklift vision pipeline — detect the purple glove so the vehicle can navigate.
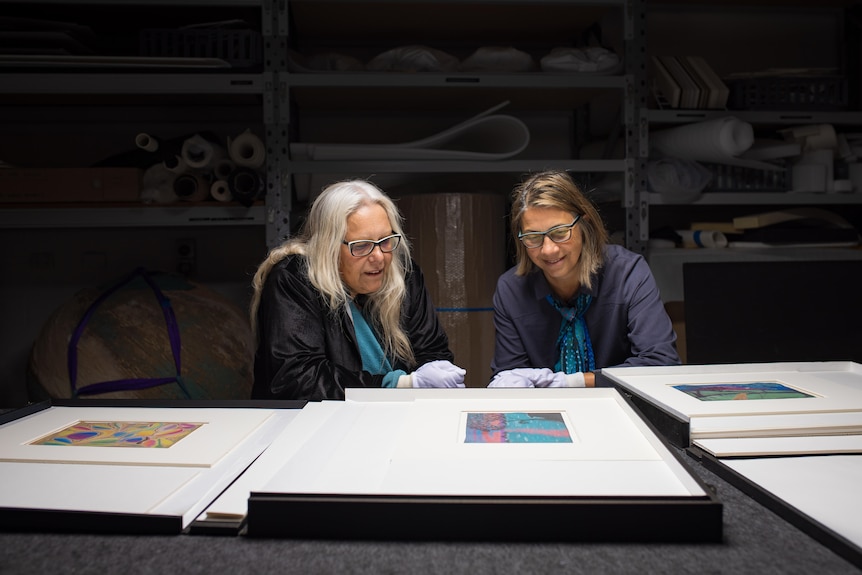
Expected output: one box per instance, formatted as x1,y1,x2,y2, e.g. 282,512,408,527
412,360,466,388
488,368,585,388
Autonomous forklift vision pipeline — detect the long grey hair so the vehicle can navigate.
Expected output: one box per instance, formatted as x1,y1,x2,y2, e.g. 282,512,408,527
250,179,415,366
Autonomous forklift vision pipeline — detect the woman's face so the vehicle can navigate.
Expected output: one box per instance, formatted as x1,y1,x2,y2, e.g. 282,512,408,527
520,206,583,295
339,203,394,296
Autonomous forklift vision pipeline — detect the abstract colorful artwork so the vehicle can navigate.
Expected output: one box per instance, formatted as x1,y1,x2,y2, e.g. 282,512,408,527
672,381,815,401
464,412,572,443
30,421,203,448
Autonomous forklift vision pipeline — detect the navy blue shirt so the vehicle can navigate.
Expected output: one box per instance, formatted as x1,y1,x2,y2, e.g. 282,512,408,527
492,244,680,377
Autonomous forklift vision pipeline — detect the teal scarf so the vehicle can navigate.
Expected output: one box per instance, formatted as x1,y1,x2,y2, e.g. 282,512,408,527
546,293,595,374
349,301,392,375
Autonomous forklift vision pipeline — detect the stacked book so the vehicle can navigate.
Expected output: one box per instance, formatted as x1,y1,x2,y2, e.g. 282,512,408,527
652,55,730,110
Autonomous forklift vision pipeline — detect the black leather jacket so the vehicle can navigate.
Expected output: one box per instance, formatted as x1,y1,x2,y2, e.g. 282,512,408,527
252,254,453,400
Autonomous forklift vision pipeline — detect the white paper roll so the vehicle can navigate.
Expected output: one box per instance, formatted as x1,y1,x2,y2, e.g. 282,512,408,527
228,129,266,169
214,158,236,180
651,116,780,170
163,155,190,174
677,229,728,249
210,179,232,202
181,134,226,171
139,163,178,204
135,133,159,152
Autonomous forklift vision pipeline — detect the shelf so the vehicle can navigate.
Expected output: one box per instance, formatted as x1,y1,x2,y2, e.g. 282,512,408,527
287,159,628,174
288,73,628,90
647,109,862,126
0,0,261,4
0,205,265,229
0,74,264,96
648,192,862,205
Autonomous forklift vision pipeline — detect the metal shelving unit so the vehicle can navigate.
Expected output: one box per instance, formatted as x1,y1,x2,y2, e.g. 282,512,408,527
0,0,273,231
643,0,862,258
271,0,647,251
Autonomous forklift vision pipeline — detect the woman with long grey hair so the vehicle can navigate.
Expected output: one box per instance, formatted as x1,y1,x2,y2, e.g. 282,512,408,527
250,179,464,400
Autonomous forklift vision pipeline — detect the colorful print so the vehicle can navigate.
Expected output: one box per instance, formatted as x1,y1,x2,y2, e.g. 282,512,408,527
31,421,203,448
672,381,815,401
464,412,572,443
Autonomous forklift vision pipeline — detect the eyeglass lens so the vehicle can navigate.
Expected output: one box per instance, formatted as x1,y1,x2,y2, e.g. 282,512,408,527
519,217,580,248
348,234,400,256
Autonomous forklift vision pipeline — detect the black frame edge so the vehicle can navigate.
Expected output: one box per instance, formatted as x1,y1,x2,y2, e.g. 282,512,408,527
695,449,862,569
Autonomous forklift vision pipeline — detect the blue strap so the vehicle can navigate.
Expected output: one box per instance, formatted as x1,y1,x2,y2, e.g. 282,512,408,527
67,267,189,398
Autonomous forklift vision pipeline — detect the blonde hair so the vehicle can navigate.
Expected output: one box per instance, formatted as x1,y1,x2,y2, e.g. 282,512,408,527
250,180,416,366
510,170,608,289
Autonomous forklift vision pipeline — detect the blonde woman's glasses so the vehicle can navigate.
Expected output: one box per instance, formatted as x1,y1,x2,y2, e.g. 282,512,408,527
518,216,581,249
343,233,402,257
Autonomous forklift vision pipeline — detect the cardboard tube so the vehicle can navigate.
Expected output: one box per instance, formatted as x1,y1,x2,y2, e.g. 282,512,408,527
210,179,232,202
135,133,159,152
228,129,266,169
173,172,209,202
677,229,728,248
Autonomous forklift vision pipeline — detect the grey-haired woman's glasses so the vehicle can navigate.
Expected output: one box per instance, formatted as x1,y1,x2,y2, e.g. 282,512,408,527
518,215,582,249
343,233,402,257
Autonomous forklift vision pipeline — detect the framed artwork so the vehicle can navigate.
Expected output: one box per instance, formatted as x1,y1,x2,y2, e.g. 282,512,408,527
0,405,273,467
600,362,862,450
0,399,305,534
246,388,722,542
671,381,817,401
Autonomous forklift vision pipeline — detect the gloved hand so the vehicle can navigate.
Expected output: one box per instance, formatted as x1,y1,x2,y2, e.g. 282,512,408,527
488,368,585,388
539,371,586,388
411,360,466,388
487,368,539,387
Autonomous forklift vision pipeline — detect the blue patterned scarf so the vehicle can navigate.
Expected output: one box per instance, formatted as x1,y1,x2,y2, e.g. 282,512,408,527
546,293,595,374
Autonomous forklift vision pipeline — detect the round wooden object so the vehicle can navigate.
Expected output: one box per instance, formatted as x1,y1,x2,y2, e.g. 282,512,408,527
28,272,254,400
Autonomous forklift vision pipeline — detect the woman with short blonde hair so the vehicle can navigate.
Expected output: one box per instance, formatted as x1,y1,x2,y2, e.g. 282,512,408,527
490,170,679,389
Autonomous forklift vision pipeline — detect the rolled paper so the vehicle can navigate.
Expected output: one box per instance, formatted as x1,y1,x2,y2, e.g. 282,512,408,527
139,163,178,204
135,133,159,152
228,167,263,206
677,229,728,249
181,134,226,171
650,116,779,171
163,154,189,174
214,158,236,180
210,179,232,202
173,172,210,202
228,129,266,169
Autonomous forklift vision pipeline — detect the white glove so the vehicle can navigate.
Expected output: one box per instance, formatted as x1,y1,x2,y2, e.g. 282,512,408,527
540,371,586,388
488,368,585,388
410,360,466,388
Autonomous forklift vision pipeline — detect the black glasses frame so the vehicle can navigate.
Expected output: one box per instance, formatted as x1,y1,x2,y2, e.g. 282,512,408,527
342,233,402,257
518,215,582,249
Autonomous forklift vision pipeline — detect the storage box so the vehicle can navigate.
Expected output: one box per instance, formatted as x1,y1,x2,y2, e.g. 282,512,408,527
726,75,847,110
398,192,507,388
0,168,142,204
140,28,262,68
